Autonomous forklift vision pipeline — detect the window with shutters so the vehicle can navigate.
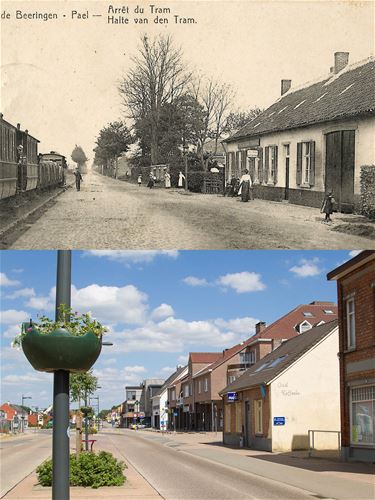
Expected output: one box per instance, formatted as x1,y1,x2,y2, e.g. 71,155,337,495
265,146,278,184
297,141,315,187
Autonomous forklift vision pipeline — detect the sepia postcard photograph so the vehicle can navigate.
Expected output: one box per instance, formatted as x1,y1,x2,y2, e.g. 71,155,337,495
0,0,374,250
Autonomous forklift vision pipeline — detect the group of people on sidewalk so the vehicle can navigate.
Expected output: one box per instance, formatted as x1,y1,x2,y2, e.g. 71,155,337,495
225,169,253,202
138,171,186,190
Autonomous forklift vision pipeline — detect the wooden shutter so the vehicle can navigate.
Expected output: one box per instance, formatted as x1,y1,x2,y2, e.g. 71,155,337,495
264,146,269,184
296,142,302,185
274,146,278,184
309,141,315,186
241,150,247,174
258,148,263,183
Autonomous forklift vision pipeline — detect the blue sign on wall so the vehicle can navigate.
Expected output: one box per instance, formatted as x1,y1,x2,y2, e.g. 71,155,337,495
273,417,285,426
227,392,238,402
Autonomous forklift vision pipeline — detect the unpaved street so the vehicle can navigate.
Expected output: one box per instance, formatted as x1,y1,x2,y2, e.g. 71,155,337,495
7,171,375,250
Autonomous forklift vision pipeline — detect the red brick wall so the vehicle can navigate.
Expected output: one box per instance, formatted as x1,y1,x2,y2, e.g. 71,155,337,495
337,262,375,447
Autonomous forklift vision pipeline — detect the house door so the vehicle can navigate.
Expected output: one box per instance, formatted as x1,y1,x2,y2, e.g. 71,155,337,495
244,401,251,447
325,130,355,212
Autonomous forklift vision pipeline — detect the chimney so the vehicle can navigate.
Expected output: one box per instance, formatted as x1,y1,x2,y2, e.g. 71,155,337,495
281,79,292,96
17,123,20,130
334,52,349,74
255,321,266,334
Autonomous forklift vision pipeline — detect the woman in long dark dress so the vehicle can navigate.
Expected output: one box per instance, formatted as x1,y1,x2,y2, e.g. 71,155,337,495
238,169,252,202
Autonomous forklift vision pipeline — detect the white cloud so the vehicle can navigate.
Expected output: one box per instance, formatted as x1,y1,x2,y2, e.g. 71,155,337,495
151,303,174,319
101,357,117,366
2,371,50,385
71,284,148,324
92,366,147,393
0,272,20,287
177,355,188,365
160,366,175,373
217,272,266,293
348,250,362,258
3,324,23,339
6,288,35,300
108,316,240,353
25,287,55,311
83,250,179,265
183,276,209,287
214,317,258,335
289,258,322,278
1,309,30,325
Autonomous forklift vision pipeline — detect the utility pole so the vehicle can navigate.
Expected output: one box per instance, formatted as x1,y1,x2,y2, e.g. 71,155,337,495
53,250,71,500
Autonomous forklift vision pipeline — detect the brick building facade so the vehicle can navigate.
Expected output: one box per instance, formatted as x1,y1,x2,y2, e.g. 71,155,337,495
328,250,375,462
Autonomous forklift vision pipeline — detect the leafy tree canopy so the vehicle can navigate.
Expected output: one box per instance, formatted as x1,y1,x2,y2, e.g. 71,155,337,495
94,121,132,167
71,145,88,166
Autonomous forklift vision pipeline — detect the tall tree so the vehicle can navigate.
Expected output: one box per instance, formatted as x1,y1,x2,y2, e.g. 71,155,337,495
94,121,132,168
119,34,191,164
225,107,263,134
71,145,88,169
70,370,98,408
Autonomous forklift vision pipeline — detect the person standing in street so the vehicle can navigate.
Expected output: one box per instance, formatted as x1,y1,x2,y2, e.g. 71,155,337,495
178,171,185,189
138,174,142,186
238,169,252,202
147,172,155,189
74,168,83,191
165,171,171,189
320,189,335,223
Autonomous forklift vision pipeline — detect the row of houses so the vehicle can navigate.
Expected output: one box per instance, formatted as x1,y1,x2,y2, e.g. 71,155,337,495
223,52,375,213
123,251,374,462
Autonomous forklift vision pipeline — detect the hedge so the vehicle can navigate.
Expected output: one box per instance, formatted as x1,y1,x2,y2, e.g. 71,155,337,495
360,165,375,219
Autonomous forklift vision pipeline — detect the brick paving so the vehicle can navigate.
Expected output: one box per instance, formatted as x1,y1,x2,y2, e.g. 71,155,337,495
8,171,375,250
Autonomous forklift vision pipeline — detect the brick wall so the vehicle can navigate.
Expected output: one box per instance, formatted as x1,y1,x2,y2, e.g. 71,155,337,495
337,262,375,448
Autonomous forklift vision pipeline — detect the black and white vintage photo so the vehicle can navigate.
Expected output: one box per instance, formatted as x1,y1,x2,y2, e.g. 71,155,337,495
1,1,374,249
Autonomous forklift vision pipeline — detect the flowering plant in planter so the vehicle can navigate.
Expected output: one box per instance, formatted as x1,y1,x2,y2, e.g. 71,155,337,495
14,305,108,373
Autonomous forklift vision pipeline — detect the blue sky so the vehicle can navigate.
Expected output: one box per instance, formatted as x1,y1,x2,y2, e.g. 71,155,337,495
1,250,358,410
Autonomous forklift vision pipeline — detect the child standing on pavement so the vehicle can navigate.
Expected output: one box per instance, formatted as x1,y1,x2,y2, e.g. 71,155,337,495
138,174,142,186
320,190,335,223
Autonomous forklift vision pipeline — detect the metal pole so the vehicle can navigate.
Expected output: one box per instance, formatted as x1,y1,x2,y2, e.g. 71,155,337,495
53,250,71,500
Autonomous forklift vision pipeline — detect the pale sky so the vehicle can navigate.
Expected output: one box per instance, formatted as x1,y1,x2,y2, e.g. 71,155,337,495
2,0,374,163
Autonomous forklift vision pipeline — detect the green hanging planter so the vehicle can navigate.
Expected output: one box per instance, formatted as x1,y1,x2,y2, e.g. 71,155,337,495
21,324,102,373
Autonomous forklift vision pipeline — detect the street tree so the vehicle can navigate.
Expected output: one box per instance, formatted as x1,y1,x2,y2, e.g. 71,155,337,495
225,107,264,134
119,34,191,164
94,121,132,168
70,370,98,408
71,145,88,170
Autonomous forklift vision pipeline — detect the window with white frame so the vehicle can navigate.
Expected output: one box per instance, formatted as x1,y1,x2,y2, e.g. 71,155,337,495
171,389,176,400
239,351,256,366
351,386,374,446
254,399,263,434
346,297,356,349
302,142,311,184
183,385,189,397
198,380,202,394
204,378,208,392
228,375,236,384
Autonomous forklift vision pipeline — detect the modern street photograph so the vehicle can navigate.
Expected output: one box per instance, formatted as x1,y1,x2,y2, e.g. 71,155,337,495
1,1,374,250
0,249,374,499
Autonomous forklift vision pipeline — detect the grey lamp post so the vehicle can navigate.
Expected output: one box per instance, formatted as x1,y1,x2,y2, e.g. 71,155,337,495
21,395,31,432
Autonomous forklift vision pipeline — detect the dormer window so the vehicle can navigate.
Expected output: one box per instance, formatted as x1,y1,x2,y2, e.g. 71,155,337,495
303,312,313,317
297,320,312,334
323,309,334,314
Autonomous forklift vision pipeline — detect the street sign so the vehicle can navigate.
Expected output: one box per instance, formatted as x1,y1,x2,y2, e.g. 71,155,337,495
227,392,238,402
173,412,178,416
247,149,258,157
273,417,285,426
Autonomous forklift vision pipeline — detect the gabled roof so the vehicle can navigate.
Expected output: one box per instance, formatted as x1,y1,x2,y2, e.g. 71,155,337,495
225,57,375,143
189,352,221,363
220,320,338,394
327,250,375,281
195,302,337,378
152,366,187,397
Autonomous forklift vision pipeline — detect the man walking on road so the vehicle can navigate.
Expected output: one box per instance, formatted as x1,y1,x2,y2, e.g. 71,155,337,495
74,169,83,191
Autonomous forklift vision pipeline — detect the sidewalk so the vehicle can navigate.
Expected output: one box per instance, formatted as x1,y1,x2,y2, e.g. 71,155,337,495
3,432,159,499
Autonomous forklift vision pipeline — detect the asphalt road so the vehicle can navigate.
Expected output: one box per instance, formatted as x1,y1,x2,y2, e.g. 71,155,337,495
0,431,52,497
7,171,374,250
99,430,321,500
